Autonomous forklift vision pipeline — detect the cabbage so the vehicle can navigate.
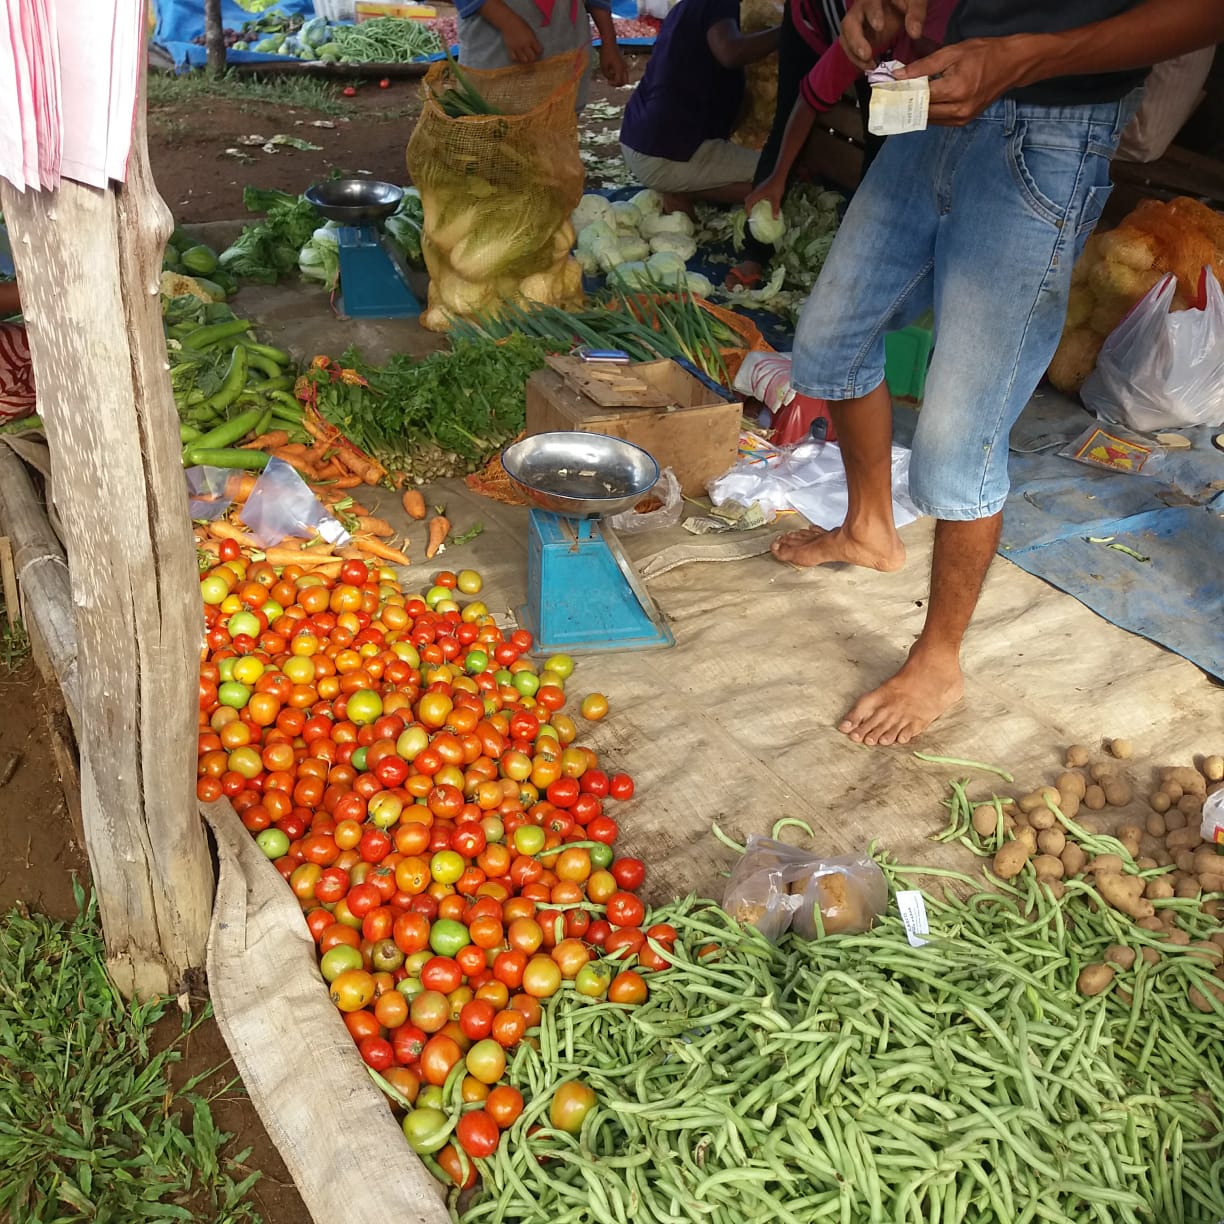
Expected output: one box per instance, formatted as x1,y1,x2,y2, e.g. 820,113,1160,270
299,16,331,47
640,211,695,239
631,189,664,218
649,234,697,261
618,238,650,263
607,261,651,290
298,225,340,290
519,268,567,305
645,250,688,284
572,194,615,234
748,199,786,246
384,190,424,265
611,201,642,232
576,220,617,256
685,272,714,299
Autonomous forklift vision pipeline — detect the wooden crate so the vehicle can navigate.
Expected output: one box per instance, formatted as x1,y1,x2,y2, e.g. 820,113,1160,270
525,360,743,497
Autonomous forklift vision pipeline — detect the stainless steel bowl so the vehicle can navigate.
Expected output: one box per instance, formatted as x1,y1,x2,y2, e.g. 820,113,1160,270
305,178,404,225
501,433,660,519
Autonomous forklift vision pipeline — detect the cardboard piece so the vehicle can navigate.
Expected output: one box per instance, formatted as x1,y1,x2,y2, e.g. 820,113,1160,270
526,359,743,497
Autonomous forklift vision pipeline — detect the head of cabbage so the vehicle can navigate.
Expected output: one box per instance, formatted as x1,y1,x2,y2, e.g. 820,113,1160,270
640,211,695,240
747,199,786,246
572,194,616,235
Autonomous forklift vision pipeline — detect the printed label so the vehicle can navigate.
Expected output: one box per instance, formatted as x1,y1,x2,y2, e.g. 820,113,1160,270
896,890,930,948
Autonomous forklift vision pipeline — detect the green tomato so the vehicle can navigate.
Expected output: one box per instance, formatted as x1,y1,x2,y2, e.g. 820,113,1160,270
513,825,546,856
494,669,514,686
589,842,614,870
429,918,471,957
404,950,433,977
456,569,483,595
549,1081,596,1134
320,944,364,983
397,976,425,1002
416,1085,446,1113
574,961,612,998
350,746,368,772
512,670,540,699
397,725,429,761
346,689,383,726
217,656,237,683
536,724,559,742
402,1106,450,1154
424,585,450,609
430,850,466,885
255,828,290,860
544,654,575,680
464,649,489,675
200,575,230,606
217,681,252,709
226,610,261,639
261,598,284,623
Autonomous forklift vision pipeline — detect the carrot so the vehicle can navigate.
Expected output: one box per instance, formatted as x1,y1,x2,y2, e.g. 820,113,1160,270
402,489,427,520
352,535,411,566
230,472,260,502
240,430,290,451
262,545,340,568
208,520,259,546
271,449,321,478
275,442,310,457
354,515,394,538
337,448,384,486
426,515,451,560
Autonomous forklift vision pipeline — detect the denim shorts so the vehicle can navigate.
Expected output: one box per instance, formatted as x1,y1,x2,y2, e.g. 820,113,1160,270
791,93,1140,520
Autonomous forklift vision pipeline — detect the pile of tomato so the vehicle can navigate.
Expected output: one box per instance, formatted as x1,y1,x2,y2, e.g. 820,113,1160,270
196,544,676,1186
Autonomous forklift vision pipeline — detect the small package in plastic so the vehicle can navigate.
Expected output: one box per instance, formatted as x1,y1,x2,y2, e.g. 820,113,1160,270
721,835,888,942
239,458,351,549
606,467,682,534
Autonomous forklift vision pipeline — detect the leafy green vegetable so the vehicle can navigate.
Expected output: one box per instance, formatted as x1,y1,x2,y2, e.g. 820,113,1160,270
383,189,424,266
218,188,320,284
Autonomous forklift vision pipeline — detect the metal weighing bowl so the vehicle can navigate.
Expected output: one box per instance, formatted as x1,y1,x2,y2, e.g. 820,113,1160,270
305,178,403,225
502,433,660,520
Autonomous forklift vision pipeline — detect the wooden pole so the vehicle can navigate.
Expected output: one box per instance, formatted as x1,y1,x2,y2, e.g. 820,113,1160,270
204,0,227,78
0,68,213,1000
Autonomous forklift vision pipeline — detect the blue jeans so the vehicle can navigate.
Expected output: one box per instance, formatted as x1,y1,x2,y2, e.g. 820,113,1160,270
791,93,1139,520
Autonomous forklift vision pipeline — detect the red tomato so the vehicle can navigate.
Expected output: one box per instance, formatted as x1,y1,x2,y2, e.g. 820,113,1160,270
586,816,619,846
420,1034,464,1086
609,773,634,801
608,970,648,1005
459,998,496,1041
421,956,463,994
359,827,392,864
393,1023,427,1065
485,1084,525,1129
358,1035,394,1071
436,1143,478,1189
571,793,603,826
611,857,645,891
345,882,381,918
579,769,609,797
456,1109,500,1159
606,891,646,929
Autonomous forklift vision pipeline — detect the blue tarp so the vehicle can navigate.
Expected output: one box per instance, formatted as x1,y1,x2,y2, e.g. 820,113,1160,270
154,0,646,70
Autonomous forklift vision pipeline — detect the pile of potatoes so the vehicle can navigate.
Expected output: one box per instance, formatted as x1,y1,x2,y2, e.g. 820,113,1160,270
969,740,1223,1006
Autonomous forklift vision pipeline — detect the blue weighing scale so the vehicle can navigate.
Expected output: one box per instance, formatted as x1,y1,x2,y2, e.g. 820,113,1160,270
502,433,674,656
304,178,421,320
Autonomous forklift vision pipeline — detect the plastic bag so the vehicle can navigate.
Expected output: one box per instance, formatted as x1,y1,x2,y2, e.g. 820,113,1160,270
186,466,243,521
721,835,888,942
1081,270,1224,432
239,458,351,549
1116,48,1214,164
1057,422,1167,477
1201,791,1224,848
407,51,586,331
733,351,796,416
605,467,682,534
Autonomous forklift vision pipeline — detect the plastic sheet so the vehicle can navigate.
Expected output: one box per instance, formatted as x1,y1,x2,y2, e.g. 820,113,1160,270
239,458,351,548
606,467,682,533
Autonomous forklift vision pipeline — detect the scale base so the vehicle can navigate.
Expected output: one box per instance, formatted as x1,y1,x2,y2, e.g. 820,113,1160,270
335,225,421,320
523,510,674,655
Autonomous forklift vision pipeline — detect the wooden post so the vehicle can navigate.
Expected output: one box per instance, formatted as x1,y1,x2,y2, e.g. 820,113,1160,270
0,69,213,1000
204,0,227,78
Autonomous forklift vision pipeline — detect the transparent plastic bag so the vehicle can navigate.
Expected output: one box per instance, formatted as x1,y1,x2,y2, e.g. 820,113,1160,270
1081,270,1224,431
186,466,242,521
239,458,351,549
1057,422,1169,478
721,835,888,942
605,467,682,534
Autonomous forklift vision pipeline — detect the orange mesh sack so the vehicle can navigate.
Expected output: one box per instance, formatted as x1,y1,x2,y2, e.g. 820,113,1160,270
407,51,587,332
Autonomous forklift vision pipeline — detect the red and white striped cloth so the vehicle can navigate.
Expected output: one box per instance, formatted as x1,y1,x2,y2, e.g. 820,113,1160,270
0,322,35,423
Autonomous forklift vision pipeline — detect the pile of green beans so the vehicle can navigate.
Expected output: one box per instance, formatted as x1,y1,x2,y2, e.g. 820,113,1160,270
454,863,1224,1224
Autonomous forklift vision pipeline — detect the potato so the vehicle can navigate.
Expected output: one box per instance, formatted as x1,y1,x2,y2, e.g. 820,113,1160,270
1061,844,1088,877
1144,877,1175,900
1212,932,1224,951
1137,916,1165,932
1037,829,1066,856
1160,907,1179,930
1018,791,1047,814
1056,771,1087,800
1086,853,1124,876
1200,873,1224,894
1097,873,1154,919
1146,813,1167,837
1118,831,1142,859
1188,980,1224,1013
1149,792,1172,814
1187,941,1223,965
1108,738,1133,759
1166,826,1203,852
1077,963,1115,997
970,805,998,837
1090,764,1114,783
1175,878,1202,899
1135,856,1158,872
1065,744,1090,768
1118,823,1143,847
1163,809,1187,832
1103,944,1137,970
1083,785,1107,811
1191,848,1222,876
1177,794,1202,818
1033,854,1064,881
1029,807,1057,831
993,840,1031,880
1166,928,1191,946
1056,790,1081,819
1016,827,1039,855
1153,850,1173,867
1164,766,1206,797
1141,945,1161,965
1078,815,1105,834
1204,755,1224,783
1164,781,1184,803
1041,879,1066,900
1104,780,1133,807
1204,899,1222,920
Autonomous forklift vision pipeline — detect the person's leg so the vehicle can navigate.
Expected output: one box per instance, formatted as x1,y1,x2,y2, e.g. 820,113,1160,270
838,99,1127,745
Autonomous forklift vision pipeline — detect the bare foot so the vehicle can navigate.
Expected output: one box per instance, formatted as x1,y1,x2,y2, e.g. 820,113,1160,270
660,192,696,219
838,650,964,746
771,525,905,572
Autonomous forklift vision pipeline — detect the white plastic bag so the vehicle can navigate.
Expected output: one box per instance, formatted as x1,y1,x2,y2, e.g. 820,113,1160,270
239,458,351,549
606,467,682,533
733,351,796,415
1081,270,1224,432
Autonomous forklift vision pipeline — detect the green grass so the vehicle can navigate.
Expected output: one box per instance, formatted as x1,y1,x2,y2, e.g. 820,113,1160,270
147,68,348,118
0,884,264,1223
0,618,30,672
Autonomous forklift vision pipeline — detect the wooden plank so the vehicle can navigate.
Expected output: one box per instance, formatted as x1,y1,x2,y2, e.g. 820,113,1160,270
1112,143,1224,205
0,64,213,1001
0,537,17,628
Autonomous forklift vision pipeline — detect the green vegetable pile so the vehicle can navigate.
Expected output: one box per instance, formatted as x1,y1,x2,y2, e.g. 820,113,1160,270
162,229,236,301
309,335,556,483
450,287,740,382
164,296,305,470
251,15,442,63
454,857,1224,1224
218,187,321,285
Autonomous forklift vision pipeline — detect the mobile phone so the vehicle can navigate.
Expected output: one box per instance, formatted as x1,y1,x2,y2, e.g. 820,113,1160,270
573,346,631,364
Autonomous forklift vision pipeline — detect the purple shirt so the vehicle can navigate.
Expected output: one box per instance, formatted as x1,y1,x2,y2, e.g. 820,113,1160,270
620,0,744,162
